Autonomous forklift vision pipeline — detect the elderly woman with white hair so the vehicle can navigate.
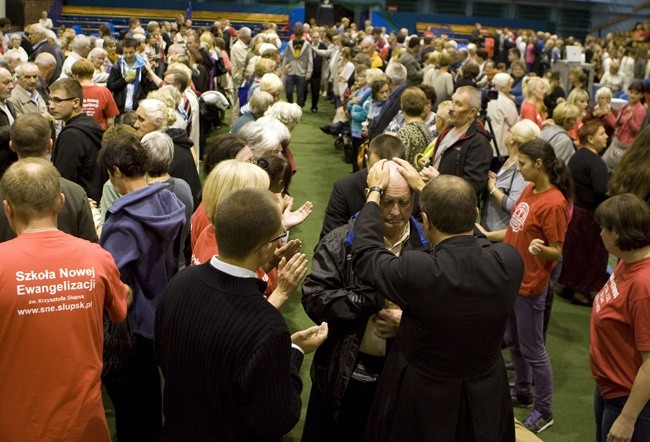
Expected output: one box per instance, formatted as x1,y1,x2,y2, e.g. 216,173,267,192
134,98,201,207
487,72,519,159
583,86,618,148
264,101,302,131
5,34,28,63
88,47,111,85
141,131,194,267
481,119,541,231
231,90,275,134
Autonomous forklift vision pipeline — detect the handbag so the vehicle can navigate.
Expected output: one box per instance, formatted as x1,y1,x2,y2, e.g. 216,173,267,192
214,57,228,77
101,315,137,384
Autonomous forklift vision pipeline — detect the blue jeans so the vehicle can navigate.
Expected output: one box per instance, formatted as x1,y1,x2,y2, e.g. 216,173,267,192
595,388,650,442
285,74,307,107
505,291,554,413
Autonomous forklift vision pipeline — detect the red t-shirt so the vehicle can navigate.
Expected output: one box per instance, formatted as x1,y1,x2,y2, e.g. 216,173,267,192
590,257,650,399
82,84,120,130
504,184,569,296
520,101,545,128
0,230,127,441
190,201,209,251
191,224,278,297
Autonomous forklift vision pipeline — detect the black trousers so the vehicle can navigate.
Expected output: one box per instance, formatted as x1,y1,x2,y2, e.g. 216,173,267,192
310,74,322,111
104,335,162,442
302,354,384,441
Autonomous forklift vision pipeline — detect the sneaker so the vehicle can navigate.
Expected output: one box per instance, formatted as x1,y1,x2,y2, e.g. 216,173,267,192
523,409,554,434
510,386,533,408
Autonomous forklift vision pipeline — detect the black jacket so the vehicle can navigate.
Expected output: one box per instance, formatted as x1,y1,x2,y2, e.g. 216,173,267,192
319,169,368,240
0,101,16,177
107,57,157,113
432,119,492,195
352,202,523,442
52,113,105,202
166,128,201,210
29,40,63,81
302,216,429,418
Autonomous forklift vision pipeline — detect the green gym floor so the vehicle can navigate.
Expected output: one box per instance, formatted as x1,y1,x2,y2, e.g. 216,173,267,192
105,102,597,441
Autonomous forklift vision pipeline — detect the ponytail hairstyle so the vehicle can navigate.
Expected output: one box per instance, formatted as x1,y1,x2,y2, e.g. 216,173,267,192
519,138,574,203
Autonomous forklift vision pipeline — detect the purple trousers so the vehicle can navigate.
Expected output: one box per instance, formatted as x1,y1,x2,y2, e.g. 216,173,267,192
505,291,554,413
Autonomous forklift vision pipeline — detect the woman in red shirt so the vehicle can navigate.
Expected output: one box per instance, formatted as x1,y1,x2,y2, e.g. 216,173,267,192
591,194,650,442
481,138,573,434
520,76,553,129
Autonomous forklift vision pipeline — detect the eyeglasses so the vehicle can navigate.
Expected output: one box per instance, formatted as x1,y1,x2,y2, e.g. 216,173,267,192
49,97,76,104
267,230,288,244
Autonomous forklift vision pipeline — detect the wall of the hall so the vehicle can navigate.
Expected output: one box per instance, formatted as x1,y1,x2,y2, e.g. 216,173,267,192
19,0,650,40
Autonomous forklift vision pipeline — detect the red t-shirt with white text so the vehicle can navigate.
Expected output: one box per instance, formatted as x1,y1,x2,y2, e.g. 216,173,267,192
590,257,650,399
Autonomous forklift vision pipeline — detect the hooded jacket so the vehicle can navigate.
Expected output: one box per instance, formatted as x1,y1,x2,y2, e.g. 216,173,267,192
52,113,105,202
107,54,157,113
166,128,201,209
100,183,186,339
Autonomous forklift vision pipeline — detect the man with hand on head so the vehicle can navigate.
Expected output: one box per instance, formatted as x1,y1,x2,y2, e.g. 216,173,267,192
352,159,524,441
302,160,429,441
156,187,328,440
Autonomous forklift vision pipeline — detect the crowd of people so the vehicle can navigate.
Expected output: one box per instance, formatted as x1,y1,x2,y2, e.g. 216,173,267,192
0,11,648,442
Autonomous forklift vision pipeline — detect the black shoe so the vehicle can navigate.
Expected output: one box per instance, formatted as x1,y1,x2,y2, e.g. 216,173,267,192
311,108,318,113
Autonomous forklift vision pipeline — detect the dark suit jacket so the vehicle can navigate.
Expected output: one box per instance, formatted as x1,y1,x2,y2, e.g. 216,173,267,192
0,101,16,177
352,202,523,442
29,40,63,81
319,169,368,240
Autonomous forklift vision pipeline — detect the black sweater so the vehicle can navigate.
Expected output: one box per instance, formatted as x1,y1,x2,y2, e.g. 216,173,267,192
155,263,304,441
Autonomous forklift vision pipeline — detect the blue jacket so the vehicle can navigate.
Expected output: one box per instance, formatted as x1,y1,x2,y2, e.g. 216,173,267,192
100,183,186,339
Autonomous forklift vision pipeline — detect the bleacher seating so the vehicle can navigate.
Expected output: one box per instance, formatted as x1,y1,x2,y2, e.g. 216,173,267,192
57,5,289,38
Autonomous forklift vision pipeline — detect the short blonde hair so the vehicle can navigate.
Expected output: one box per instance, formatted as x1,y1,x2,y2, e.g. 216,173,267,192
510,119,541,145
523,76,548,99
259,73,283,96
365,68,387,86
203,159,270,222
552,102,581,127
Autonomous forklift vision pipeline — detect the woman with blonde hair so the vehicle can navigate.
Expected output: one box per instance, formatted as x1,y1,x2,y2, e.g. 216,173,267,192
566,88,590,141
481,119,541,231
520,76,552,129
192,160,308,309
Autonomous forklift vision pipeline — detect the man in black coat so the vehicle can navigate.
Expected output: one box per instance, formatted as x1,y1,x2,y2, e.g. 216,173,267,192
320,134,406,239
352,164,524,441
303,161,429,441
27,24,62,81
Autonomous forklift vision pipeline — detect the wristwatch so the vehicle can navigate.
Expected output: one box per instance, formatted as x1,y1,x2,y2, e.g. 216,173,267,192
368,186,384,197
